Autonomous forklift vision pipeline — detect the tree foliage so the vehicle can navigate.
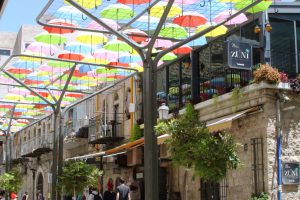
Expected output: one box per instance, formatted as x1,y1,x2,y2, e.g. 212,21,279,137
57,160,102,195
130,123,143,141
155,103,240,181
0,168,22,193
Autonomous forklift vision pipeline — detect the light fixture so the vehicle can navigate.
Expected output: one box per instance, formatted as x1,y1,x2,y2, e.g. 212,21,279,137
265,22,272,32
254,25,261,34
158,103,169,120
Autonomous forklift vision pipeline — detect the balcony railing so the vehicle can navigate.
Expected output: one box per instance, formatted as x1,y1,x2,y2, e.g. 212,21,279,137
89,112,124,144
21,134,53,157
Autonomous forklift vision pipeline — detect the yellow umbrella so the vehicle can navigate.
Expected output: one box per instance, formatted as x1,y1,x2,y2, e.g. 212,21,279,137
4,94,25,101
150,2,182,18
219,0,242,2
64,0,102,9
82,57,109,65
20,51,45,62
130,63,143,72
76,32,108,45
196,23,228,37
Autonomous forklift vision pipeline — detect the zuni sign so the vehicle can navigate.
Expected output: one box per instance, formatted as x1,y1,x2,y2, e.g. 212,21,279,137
282,162,300,185
227,41,252,70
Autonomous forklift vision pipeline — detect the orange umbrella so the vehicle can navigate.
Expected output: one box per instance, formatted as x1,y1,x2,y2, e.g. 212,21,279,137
43,19,77,34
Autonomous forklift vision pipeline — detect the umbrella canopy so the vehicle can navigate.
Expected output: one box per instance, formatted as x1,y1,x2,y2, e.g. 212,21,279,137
187,36,207,47
150,2,182,18
123,29,148,43
169,0,199,4
65,92,84,98
43,19,78,34
64,0,102,9
47,60,74,68
76,32,108,45
159,24,188,39
235,0,272,13
93,49,119,61
64,42,94,54
104,40,133,52
213,10,248,25
153,39,173,49
26,42,58,55
131,16,160,31
119,53,142,63
87,19,119,31
100,4,135,20
118,0,150,4
196,23,228,37
172,44,192,55
161,52,177,61
9,87,31,96
35,32,67,45
4,94,25,101
12,60,40,70
173,12,208,27
55,6,87,21
58,51,85,61
6,67,32,75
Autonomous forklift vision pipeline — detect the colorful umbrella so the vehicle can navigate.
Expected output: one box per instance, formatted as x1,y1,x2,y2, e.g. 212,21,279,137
35,32,67,45
26,42,58,55
131,16,160,31
87,19,120,31
123,29,148,43
20,51,46,62
12,61,40,70
6,67,32,75
100,4,135,20
9,87,31,96
161,52,177,61
213,10,248,25
187,36,207,47
93,49,119,61
118,0,150,4
65,92,84,98
25,95,46,103
43,19,77,34
64,0,102,9
169,0,199,4
119,53,142,63
172,44,192,55
150,2,182,18
76,32,108,45
55,6,87,21
104,40,133,52
153,39,173,49
196,23,228,37
16,119,30,124
159,24,188,39
58,51,85,61
4,94,25,101
235,0,272,13
64,42,94,54
47,60,74,68
39,65,68,73
173,12,208,27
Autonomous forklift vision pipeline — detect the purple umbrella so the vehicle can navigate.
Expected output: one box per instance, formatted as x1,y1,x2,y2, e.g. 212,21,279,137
213,10,248,25
26,42,58,55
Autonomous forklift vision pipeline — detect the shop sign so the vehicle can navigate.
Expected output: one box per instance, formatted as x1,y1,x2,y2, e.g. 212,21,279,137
227,41,252,70
136,172,143,179
282,162,300,185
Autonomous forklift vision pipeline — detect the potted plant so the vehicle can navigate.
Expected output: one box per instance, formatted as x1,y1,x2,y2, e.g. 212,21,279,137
253,64,280,84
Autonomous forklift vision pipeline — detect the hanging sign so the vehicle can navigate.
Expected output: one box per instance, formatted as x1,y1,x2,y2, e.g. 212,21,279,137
227,41,252,70
282,162,300,185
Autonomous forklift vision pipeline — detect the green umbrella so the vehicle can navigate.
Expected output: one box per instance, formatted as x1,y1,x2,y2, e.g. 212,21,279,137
62,97,76,102
96,68,119,74
35,32,67,44
47,60,74,68
159,24,188,39
235,0,272,13
25,95,44,103
100,4,135,20
103,40,133,52
13,123,27,127
161,52,177,61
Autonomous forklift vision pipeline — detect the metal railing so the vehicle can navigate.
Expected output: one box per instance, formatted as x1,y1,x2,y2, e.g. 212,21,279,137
21,134,53,156
89,112,124,142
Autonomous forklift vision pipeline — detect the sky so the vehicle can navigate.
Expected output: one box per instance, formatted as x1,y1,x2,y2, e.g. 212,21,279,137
0,0,48,32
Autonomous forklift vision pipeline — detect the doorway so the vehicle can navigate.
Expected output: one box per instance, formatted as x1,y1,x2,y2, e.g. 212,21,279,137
36,173,44,196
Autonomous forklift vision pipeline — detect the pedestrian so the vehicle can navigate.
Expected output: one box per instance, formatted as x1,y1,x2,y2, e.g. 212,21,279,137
88,187,102,200
0,190,5,200
22,192,29,200
10,192,18,200
116,177,131,200
103,178,115,200
37,190,44,200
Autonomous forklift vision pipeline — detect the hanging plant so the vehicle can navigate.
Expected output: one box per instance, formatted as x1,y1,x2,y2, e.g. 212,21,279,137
253,64,280,84
130,123,143,141
155,103,240,181
0,168,22,194
57,160,102,197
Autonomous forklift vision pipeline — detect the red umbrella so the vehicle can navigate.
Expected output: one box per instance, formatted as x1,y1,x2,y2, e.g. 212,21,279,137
108,61,129,67
30,91,49,98
34,104,48,109
24,79,44,85
172,44,192,55
118,0,150,4
0,104,13,108
173,12,207,27
72,70,87,77
7,67,32,74
65,92,84,98
123,29,148,43
58,51,85,61
107,75,125,79
43,19,77,34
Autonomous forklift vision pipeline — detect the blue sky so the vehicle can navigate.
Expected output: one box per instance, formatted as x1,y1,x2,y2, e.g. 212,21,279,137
0,0,48,32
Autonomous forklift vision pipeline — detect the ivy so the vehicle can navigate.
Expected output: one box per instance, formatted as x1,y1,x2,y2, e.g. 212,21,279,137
155,103,240,181
130,123,143,141
57,160,102,196
249,192,269,200
0,168,22,194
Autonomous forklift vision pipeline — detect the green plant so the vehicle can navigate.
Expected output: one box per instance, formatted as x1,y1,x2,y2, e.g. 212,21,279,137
130,123,143,141
231,87,242,110
57,160,102,197
159,103,240,181
0,168,22,193
155,120,170,136
253,64,280,84
212,94,219,107
249,192,269,200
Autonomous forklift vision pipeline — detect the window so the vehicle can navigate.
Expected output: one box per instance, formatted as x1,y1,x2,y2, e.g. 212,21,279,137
201,179,228,200
251,138,265,195
168,62,180,111
0,49,11,56
157,67,167,105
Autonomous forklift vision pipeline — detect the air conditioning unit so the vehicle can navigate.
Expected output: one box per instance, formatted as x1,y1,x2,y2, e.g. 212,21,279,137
127,148,142,166
160,144,171,159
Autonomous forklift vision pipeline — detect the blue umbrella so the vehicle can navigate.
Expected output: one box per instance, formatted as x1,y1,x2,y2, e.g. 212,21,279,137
54,6,87,21
64,42,94,54
12,61,40,70
131,16,159,31
187,36,207,47
119,54,142,63
79,64,96,73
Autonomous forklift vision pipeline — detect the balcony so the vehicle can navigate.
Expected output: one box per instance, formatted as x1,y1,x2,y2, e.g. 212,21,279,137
64,119,89,149
21,134,53,157
89,113,124,144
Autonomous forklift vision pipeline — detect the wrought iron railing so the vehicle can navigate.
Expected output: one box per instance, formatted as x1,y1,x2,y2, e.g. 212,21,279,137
21,134,53,156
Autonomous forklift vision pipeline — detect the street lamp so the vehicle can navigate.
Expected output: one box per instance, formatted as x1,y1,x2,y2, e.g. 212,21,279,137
158,103,169,120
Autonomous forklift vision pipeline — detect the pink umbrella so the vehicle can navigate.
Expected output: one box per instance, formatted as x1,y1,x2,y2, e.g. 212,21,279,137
26,42,58,55
9,87,31,96
39,65,68,73
213,10,248,25
173,12,207,27
152,39,173,49
87,19,120,31
0,76,16,84
93,49,119,61
165,0,198,4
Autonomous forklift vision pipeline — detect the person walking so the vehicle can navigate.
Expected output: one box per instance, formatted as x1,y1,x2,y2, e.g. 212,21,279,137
103,178,115,200
22,192,29,200
0,190,5,200
116,178,131,200
88,187,102,200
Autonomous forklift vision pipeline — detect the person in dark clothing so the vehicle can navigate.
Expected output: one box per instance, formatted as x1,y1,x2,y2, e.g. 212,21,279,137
116,177,131,200
103,178,115,200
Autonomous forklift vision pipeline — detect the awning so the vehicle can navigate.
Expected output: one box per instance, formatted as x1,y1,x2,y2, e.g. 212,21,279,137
206,106,261,132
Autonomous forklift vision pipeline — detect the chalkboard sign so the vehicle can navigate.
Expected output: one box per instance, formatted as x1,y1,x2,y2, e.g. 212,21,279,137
282,162,300,185
227,41,252,70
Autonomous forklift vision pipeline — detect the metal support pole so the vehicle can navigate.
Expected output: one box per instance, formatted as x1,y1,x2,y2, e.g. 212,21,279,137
31,169,36,200
51,110,59,200
6,105,16,172
143,59,158,200
294,21,299,74
276,94,282,200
